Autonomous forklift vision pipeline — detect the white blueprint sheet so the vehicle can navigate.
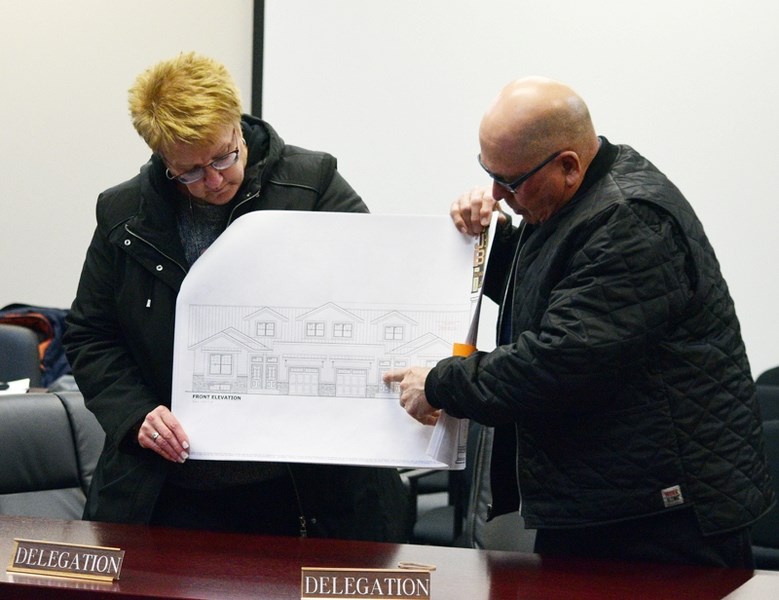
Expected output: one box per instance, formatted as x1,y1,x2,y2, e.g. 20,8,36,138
171,211,493,468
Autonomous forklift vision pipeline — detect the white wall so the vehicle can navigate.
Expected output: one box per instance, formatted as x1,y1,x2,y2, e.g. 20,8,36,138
262,0,779,377
0,0,253,307
2,0,778,378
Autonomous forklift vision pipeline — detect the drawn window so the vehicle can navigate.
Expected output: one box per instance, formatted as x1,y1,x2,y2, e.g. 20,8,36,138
306,322,325,337
333,322,353,338
384,325,404,340
256,322,275,337
209,353,233,375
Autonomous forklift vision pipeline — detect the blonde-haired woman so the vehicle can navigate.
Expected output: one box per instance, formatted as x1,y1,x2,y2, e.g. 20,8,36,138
64,53,408,540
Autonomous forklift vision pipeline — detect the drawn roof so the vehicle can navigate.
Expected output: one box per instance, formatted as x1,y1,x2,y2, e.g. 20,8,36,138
189,327,271,351
243,307,289,322
298,302,364,322
371,310,419,326
389,332,450,356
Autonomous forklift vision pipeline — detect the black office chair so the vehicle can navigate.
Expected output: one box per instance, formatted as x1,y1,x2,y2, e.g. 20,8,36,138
408,419,538,550
752,418,779,570
756,366,779,386
0,392,104,519
408,421,481,546
0,323,41,387
400,468,451,527
460,424,537,552
757,384,779,422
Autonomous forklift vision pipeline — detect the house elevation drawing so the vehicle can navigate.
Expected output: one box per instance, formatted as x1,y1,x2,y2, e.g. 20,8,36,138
186,302,469,399
170,212,496,467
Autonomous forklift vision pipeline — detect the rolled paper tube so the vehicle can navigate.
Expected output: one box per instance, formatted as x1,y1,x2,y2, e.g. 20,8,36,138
452,342,477,357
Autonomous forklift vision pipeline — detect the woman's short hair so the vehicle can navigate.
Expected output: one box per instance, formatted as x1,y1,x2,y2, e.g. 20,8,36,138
129,52,243,154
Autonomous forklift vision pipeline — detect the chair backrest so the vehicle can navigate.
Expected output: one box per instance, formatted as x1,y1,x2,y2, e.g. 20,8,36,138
462,423,493,548
463,425,536,552
0,392,104,519
752,418,779,569
757,384,779,422
56,391,105,492
409,420,483,546
757,366,779,386
0,323,41,387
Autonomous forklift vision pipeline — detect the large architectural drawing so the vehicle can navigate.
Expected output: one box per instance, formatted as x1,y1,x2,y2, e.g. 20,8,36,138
171,211,494,467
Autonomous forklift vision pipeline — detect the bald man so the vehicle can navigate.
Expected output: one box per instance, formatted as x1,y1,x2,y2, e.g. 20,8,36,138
385,77,774,567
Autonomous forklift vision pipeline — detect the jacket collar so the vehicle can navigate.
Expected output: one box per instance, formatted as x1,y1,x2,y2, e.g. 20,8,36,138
532,136,618,233
574,136,618,200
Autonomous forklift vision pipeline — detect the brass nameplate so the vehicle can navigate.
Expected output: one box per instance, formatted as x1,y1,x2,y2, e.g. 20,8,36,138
301,567,431,599
8,538,125,582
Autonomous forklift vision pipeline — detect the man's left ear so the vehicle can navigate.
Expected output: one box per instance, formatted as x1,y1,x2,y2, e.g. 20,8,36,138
561,152,582,185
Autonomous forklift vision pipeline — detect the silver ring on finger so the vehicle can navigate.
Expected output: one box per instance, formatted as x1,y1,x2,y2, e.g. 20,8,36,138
151,431,160,442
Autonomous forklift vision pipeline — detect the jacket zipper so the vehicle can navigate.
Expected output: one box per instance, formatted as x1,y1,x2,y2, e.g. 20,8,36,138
123,187,262,279
227,187,261,225
123,224,188,310
123,224,189,275
496,221,527,517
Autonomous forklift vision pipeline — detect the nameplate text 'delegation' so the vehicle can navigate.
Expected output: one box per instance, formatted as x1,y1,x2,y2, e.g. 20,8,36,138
301,567,431,599
8,538,125,582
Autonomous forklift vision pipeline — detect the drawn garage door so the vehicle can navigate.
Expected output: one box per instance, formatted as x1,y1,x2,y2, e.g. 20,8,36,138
336,369,367,397
289,367,319,396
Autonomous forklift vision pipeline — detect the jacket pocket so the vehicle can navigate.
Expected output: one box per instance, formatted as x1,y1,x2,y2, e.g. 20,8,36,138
520,400,687,526
86,450,165,524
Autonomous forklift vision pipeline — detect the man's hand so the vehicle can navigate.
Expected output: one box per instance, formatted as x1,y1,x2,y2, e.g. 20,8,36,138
383,367,439,426
138,405,190,463
450,186,506,236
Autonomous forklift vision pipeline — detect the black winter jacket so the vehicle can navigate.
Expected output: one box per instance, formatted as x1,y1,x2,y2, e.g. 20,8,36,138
425,139,774,534
64,117,408,541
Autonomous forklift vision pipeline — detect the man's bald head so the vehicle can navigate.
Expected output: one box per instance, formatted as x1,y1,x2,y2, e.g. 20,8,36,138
479,76,598,167
477,77,601,223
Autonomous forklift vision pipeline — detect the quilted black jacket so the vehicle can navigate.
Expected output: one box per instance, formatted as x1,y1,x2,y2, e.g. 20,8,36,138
426,139,774,534
63,116,409,540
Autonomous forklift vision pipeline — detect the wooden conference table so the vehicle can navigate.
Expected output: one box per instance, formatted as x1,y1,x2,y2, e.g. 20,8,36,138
1,515,777,599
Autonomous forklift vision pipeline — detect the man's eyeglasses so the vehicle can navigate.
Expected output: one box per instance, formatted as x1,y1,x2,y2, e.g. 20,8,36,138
478,150,563,194
165,131,241,185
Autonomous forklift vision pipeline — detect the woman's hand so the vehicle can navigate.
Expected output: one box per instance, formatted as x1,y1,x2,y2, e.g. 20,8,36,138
138,405,190,463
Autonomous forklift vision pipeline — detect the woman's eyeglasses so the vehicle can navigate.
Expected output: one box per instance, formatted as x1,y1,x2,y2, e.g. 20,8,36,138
165,132,241,185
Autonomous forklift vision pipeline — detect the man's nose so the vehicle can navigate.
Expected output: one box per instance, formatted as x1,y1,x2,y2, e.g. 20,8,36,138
492,180,511,202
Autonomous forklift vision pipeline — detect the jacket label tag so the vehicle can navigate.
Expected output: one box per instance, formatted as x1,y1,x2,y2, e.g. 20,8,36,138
661,485,685,508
